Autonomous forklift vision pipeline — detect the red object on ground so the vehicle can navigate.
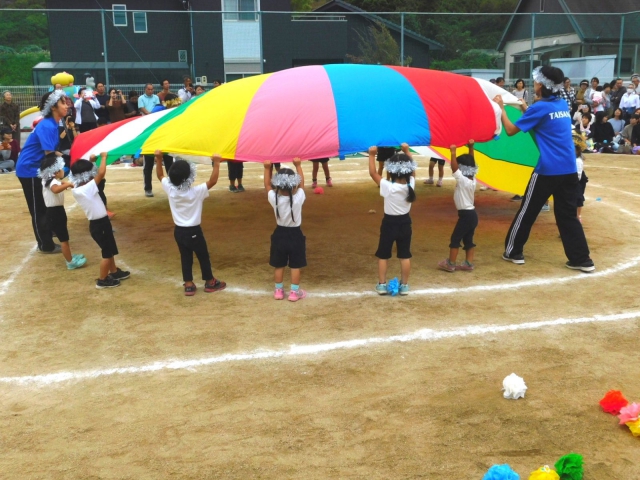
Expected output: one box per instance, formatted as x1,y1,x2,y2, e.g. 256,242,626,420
599,390,629,414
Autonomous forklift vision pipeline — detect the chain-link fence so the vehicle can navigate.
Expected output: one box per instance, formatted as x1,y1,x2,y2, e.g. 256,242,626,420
2,8,639,107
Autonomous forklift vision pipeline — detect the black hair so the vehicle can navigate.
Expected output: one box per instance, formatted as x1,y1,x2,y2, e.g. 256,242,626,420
213,79,221,84
1,127,12,137
168,159,190,187
164,93,179,101
595,111,607,123
109,87,117,95
456,153,476,179
538,66,564,98
563,77,570,83
96,81,105,88
591,77,599,84
595,86,603,92
71,159,93,174
496,77,505,83
632,114,640,121
161,79,170,86
582,113,592,122
144,83,153,89
272,168,298,223
580,79,589,86
515,78,525,88
128,90,139,98
77,87,86,97
38,91,65,118
386,153,416,203
40,153,61,187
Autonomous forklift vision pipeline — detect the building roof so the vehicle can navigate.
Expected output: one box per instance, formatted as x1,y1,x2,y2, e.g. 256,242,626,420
33,62,189,70
497,0,640,50
314,0,444,50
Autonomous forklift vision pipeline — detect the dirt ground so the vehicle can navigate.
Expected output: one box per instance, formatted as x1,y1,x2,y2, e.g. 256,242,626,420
0,153,638,479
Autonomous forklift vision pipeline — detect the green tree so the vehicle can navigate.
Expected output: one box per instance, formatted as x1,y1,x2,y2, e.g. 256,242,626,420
291,0,314,11
348,22,411,66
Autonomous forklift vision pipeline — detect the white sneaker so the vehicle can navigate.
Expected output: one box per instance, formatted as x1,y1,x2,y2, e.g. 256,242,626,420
423,178,434,185
436,179,443,187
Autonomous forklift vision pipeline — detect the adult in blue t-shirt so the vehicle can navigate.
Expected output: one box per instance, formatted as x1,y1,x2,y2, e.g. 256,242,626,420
16,91,69,253
494,65,594,272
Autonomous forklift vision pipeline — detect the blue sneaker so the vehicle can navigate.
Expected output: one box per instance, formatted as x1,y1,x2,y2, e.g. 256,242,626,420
66,256,87,270
72,253,85,261
375,283,387,295
399,284,410,296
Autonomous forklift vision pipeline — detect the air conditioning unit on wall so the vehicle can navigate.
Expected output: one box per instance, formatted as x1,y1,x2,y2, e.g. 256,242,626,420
178,50,188,63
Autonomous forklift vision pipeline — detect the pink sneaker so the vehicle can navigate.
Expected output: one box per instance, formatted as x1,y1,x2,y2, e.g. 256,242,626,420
326,177,333,187
288,289,307,302
456,261,474,271
438,259,456,272
274,288,284,300
311,180,318,188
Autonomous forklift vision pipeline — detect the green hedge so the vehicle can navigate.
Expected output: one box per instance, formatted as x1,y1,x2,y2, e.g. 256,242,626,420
0,52,50,85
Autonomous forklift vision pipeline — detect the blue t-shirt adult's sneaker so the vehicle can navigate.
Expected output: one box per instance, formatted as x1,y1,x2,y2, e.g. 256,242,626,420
515,97,576,176
16,116,59,178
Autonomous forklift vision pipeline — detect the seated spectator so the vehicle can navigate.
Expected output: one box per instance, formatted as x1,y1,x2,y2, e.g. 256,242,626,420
619,114,638,153
195,85,206,96
157,79,172,102
589,111,615,151
125,91,140,118
0,127,20,172
608,108,625,135
573,104,594,128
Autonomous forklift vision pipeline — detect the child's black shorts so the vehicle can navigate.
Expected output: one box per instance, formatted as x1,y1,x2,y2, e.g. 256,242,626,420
227,161,244,180
576,171,588,208
270,226,307,269
310,158,329,163
430,157,445,166
449,209,478,250
89,216,118,259
46,205,69,242
377,147,398,162
375,213,412,259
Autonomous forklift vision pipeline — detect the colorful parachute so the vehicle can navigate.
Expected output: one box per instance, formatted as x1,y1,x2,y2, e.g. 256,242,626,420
70,65,539,194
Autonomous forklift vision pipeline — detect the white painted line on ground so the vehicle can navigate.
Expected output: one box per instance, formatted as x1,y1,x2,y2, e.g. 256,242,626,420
0,245,37,299
590,183,640,198
1,310,638,387
222,255,640,298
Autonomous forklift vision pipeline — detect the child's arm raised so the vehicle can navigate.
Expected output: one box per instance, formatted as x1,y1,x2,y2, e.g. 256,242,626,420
450,144,458,173
263,160,272,190
368,146,382,185
91,152,108,184
400,143,415,177
206,154,221,190
154,150,165,182
293,157,304,189
493,95,521,136
468,139,475,158
50,181,74,194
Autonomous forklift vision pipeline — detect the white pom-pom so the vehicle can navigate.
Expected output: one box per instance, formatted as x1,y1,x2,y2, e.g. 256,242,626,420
502,373,527,399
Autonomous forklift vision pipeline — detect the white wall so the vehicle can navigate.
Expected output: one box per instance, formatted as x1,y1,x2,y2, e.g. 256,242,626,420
551,55,616,82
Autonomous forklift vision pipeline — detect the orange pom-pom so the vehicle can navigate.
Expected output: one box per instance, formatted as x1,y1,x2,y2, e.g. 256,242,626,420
599,390,628,414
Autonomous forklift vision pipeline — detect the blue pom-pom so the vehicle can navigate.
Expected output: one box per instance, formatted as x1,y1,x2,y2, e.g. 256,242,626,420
338,154,346,160
596,197,601,201
387,277,399,296
493,135,500,141
482,464,520,480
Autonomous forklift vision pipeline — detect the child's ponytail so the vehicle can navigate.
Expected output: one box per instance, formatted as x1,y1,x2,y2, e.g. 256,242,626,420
404,174,416,203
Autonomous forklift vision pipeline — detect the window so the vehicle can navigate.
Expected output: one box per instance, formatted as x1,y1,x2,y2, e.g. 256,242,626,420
133,11,147,33
113,4,127,27
225,73,258,82
223,0,258,21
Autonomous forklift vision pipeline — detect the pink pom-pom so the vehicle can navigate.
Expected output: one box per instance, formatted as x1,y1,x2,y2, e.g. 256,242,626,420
599,390,629,414
314,187,324,195
618,402,640,424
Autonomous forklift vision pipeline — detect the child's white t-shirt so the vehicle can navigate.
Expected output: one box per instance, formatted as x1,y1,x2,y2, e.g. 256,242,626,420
161,178,209,227
379,177,415,215
72,179,107,220
268,188,305,227
452,170,476,210
42,178,64,207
